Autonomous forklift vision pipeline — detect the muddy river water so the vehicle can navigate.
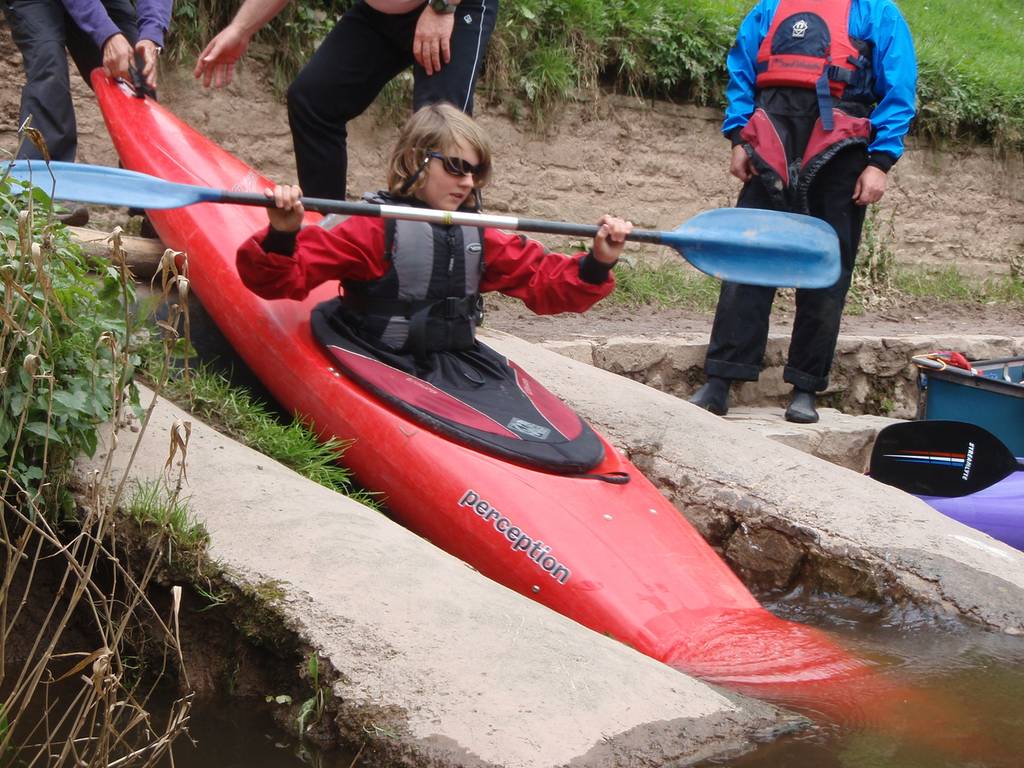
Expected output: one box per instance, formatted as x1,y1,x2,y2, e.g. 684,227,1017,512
164,591,1024,768
717,594,1024,767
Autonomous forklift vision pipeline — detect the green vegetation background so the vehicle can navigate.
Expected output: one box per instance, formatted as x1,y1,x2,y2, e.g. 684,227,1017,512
167,0,1024,149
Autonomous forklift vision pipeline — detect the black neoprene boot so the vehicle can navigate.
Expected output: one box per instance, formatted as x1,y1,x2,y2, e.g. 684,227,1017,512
785,388,819,424
689,376,732,416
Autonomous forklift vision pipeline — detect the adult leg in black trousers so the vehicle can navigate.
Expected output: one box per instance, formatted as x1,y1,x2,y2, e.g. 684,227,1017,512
4,0,140,162
5,0,79,161
287,0,498,201
784,146,867,389
694,146,867,417
699,181,783,385
411,0,497,114
687,176,778,416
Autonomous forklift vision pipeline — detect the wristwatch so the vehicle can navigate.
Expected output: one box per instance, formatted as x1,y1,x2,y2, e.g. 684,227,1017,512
429,0,458,13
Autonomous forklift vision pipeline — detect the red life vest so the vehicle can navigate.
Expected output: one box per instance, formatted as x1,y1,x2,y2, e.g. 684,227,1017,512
756,0,866,129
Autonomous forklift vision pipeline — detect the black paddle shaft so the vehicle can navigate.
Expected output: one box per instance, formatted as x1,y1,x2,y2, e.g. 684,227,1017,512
218,191,669,246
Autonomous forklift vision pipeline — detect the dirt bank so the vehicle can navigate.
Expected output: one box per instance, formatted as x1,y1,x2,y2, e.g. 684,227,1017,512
1,28,1023,340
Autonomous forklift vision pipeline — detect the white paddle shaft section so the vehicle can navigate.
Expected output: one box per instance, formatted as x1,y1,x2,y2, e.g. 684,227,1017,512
372,203,667,244
377,203,520,230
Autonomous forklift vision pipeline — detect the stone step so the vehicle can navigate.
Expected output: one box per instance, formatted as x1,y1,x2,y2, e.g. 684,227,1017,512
543,332,1024,420
79,386,789,766
542,332,1023,472
485,329,1024,626
719,406,900,473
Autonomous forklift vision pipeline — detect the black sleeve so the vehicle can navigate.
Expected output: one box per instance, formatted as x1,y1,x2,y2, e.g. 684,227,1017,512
261,227,298,256
579,251,616,285
867,152,896,173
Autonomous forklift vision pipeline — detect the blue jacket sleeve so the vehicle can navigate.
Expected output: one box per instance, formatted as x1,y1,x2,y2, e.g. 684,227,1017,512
722,0,775,140
60,0,170,50
864,0,918,161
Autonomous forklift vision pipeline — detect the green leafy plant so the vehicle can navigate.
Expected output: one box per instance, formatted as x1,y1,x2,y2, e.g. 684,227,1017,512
297,652,328,736
1,171,192,768
1,179,142,517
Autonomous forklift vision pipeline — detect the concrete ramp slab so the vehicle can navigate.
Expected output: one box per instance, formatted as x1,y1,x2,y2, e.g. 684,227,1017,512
482,330,1024,633
78,387,790,767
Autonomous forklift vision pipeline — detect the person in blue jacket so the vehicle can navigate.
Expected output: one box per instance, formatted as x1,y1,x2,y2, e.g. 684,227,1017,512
3,0,169,164
689,0,917,423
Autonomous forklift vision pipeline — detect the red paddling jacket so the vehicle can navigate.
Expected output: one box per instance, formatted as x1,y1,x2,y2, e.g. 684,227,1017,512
237,195,615,362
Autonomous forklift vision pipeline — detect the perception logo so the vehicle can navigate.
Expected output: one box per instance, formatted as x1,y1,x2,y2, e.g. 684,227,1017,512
507,417,550,440
458,490,571,584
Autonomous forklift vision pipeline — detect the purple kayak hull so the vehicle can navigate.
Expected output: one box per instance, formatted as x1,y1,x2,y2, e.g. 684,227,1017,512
920,470,1024,551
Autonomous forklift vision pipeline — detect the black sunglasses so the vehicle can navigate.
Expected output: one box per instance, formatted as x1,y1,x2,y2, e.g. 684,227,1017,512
427,151,486,179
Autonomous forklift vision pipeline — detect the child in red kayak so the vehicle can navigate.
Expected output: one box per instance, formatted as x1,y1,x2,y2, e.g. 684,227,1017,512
238,102,631,471
236,103,630,371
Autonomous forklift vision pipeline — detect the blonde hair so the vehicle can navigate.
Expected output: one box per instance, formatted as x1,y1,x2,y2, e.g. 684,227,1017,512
387,103,493,196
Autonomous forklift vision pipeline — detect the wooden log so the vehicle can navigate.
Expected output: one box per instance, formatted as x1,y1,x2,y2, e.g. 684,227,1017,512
67,225,168,280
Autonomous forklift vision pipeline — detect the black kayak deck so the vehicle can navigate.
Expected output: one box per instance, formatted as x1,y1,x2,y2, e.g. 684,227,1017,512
311,298,605,474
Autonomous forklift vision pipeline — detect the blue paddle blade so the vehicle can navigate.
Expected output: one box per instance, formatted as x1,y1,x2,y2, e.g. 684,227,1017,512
5,160,219,210
663,208,841,289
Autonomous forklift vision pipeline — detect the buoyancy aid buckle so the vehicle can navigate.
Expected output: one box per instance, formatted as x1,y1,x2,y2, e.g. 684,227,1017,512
442,295,475,319
815,69,835,130
826,64,856,85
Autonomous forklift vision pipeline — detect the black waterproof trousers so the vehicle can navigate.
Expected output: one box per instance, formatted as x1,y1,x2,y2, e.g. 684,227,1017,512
703,145,868,392
3,0,139,162
286,0,498,200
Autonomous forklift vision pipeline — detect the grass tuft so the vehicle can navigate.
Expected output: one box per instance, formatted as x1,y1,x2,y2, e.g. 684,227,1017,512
126,478,209,550
895,267,1024,305
610,258,721,311
156,365,378,507
611,256,1024,318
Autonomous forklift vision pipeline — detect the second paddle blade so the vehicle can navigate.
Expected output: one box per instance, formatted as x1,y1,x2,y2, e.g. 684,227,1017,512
666,208,841,289
870,419,1020,497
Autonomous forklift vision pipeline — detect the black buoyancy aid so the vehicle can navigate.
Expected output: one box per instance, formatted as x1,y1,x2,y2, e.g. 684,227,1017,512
333,199,486,361
755,0,872,130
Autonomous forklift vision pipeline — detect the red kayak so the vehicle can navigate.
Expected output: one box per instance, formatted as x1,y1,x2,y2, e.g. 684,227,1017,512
92,73,873,703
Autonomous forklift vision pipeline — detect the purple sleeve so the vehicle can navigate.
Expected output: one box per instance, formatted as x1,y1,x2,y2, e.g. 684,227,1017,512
60,0,170,49
136,0,171,46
